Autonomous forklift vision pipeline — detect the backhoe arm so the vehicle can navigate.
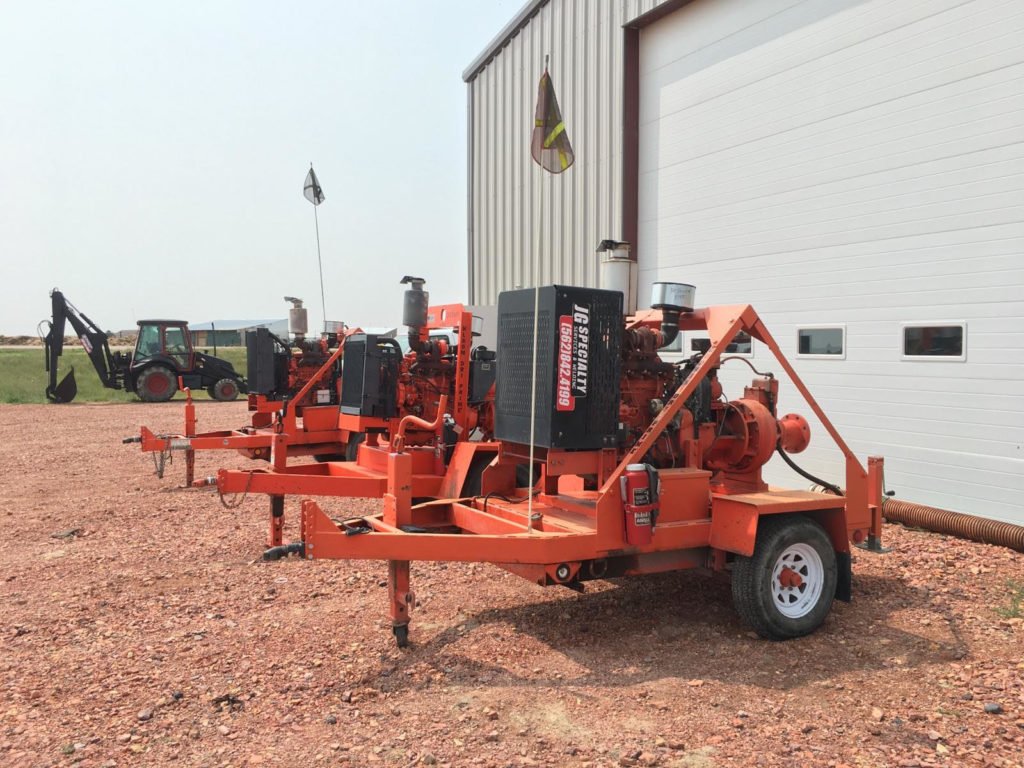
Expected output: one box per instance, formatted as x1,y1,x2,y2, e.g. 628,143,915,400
44,289,121,402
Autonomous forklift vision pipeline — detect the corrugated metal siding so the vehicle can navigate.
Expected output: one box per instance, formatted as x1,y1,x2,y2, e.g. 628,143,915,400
466,0,665,304
639,0,1024,522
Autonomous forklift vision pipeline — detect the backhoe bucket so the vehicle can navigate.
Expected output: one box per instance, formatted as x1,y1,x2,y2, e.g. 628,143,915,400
48,368,77,404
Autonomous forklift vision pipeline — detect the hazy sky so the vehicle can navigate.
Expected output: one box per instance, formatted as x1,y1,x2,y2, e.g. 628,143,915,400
0,1,517,334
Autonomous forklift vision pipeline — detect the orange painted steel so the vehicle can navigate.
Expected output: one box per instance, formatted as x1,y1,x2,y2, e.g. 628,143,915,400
217,302,884,645
135,338,354,486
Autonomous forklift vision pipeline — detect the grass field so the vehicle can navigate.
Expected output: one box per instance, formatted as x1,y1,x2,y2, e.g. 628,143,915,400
0,347,248,404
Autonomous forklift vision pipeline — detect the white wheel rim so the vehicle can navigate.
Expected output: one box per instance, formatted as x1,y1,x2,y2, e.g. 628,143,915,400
771,543,824,619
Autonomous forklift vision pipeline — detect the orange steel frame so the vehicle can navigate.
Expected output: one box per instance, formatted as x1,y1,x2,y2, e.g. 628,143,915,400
135,344,353,487
219,304,885,640
217,303,480,548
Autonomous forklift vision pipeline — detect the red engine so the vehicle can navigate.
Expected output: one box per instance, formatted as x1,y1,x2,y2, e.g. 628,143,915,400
618,319,810,494
338,278,496,455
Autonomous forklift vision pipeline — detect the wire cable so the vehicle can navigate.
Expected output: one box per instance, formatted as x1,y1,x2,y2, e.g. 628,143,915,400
719,355,774,378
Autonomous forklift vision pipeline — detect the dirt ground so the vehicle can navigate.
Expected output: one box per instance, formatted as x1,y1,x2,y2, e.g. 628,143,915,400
1,402,1021,768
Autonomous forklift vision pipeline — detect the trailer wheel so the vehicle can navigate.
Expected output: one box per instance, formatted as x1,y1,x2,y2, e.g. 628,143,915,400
344,432,365,462
209,378,239,402
731,515,837,639
137,366,177,402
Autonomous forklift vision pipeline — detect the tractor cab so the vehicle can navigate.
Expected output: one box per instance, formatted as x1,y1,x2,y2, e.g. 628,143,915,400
133,320,194,370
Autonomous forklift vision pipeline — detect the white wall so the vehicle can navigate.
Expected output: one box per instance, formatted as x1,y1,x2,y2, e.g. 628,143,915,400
638,0,1024,522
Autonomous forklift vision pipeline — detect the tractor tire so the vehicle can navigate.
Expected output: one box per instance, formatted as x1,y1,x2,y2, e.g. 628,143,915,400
209,378,240,402
137,366,177,403
731,515,837,640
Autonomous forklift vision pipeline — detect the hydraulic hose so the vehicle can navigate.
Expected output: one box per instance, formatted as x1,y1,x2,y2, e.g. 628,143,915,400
882,498,1024,553
776,446,842,496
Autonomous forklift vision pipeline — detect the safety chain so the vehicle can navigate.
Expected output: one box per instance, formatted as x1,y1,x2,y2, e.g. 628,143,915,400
151,445,172,479
217,471,254,510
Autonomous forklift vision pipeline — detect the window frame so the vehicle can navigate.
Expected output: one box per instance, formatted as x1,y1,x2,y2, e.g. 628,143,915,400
900,321,967,362
687,331,754,359
795,325,847,360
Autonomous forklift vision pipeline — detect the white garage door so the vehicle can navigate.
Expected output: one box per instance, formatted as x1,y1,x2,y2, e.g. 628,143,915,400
638,0,1024,521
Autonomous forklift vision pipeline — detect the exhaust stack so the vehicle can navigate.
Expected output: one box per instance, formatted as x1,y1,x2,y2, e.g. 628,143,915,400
597,240,636,315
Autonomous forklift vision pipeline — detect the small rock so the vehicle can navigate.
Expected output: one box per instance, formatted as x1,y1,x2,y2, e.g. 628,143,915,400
686,679,704,687
342,691,353,703
171,691,184,700
217,725,230,736
984,702,1003,714
325,715,338,725
926,730,942,741
654,737,667,748
117,734,132,744
935,743,950,755
484,731,499,742
420,754,438,766
870,707,884,722
137,709,153,722
801,725,814,734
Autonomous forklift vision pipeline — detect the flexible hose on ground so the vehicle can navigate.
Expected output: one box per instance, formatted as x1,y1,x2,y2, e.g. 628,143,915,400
882,497,1024,553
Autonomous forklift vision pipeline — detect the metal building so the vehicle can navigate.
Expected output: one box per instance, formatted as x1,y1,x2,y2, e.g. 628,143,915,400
464,0,1024,523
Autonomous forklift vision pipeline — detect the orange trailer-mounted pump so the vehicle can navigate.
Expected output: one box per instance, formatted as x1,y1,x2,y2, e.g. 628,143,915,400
218,281,885,647
126,298,362,485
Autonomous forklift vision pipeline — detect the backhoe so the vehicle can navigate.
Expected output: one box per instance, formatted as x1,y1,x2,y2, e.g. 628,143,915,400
43,289,247,403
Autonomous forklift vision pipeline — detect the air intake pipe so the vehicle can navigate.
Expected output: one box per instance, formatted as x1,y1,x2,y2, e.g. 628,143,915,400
401,275,443,356
650,282,695,349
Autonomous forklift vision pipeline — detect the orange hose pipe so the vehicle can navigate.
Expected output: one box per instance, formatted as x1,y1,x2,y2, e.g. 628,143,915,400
392,395,448,453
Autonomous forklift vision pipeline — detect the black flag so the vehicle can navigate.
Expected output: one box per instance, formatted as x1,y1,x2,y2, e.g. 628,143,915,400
531,68,574,174
303,166,325,205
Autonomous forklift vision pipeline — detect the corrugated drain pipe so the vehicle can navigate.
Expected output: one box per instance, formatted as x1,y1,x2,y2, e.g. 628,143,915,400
882,497,1024,553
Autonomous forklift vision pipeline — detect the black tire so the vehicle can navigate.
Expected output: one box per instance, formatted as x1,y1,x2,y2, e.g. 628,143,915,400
210,378,240,402
137,366,177,403
392,623,409,648
344,432,365,462
461,451,497,496
731,515,837,640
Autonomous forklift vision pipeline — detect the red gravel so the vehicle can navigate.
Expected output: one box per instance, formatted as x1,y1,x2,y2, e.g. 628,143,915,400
1,402,1022,768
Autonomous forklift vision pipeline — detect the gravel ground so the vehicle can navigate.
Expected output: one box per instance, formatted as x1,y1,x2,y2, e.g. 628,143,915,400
1,402,1022,768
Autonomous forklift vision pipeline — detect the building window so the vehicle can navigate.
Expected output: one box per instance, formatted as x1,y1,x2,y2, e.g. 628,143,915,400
689,331,753,356
902,323,966,360
661,334,683,353
797,327,845,358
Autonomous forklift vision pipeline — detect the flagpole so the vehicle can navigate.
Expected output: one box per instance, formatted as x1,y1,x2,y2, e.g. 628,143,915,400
527,157,544,533
311,163,327,335
526,54,551,533
313,202,326,334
